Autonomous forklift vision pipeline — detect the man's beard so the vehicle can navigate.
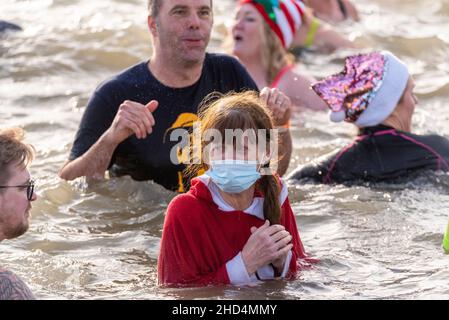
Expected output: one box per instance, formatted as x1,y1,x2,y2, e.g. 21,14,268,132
157,28,209,67
0,207,30,239
176,50,206,68
5,219,29,239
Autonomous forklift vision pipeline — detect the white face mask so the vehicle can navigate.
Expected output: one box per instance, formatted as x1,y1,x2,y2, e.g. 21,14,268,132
206,160,261,193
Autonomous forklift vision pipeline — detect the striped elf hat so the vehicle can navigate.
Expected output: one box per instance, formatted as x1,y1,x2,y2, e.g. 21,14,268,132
240,0,305,48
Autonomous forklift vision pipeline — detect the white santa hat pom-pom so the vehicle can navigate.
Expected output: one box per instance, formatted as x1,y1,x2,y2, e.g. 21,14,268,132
330,110,346,123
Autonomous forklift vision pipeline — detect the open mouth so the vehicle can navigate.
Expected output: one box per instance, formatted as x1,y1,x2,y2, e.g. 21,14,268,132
234,35,243,42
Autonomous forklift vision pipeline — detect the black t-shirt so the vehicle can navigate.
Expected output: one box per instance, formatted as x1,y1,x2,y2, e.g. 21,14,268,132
288,125,449,183
69,53,258,191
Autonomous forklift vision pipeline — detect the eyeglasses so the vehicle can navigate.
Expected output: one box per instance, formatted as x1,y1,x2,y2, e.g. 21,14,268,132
0,180,35,201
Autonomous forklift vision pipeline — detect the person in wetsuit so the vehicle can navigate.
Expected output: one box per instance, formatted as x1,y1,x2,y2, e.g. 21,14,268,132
287,51,449,184
303,0,360,23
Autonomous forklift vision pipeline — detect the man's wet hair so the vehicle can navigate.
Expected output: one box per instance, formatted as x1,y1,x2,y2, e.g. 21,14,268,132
147,0,213,18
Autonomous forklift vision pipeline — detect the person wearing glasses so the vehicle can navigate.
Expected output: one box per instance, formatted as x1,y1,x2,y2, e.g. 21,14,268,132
0,128,36,300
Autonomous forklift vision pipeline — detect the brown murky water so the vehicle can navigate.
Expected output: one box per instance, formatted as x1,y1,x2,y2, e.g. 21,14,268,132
1,0,449,299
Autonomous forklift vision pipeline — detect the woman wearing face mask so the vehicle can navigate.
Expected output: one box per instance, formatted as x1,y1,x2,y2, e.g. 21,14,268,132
288,51,449,184
158,91,312,287
229,0,354,112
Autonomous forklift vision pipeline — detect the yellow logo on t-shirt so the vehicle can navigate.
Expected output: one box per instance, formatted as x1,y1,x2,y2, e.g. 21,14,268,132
164,113,201,193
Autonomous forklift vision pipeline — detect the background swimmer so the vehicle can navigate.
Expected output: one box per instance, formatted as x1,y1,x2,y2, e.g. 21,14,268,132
303,0,360,23
229,0,328,111
288,51,449,183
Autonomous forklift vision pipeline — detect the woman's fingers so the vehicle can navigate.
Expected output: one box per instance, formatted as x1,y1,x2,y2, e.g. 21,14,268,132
275,233,292,250
271,229,291,243
265,224,286,237
276,243,293,258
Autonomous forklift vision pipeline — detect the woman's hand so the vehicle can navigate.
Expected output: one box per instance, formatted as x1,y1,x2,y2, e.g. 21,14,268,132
241,220,293,275
259,88,291,127
271,247,291,277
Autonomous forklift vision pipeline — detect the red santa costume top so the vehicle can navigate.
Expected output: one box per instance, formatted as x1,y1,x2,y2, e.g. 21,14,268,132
158,175,314,287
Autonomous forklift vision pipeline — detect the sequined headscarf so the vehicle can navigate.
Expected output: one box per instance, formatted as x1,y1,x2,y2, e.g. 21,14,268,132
312,51,410,127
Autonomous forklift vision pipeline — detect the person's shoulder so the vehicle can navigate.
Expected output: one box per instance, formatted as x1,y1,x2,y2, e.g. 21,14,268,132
423,133,449,143
165,192,206,222
95,61,148,93
205,53,258,90
277,66,313,91
168,192,201,208
284,66,315,84
206,53,242,66
421,133,449,155
286,148,340,182
0,268,35,300
205,53,249,74
407,132,449,148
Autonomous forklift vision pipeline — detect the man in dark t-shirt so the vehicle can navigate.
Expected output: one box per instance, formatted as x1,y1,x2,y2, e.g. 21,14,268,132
69,54,258,191
59,0,293,192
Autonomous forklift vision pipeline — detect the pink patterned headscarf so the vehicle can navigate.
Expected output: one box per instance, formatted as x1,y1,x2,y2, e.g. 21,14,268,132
312,52,386,123
312,51,410,127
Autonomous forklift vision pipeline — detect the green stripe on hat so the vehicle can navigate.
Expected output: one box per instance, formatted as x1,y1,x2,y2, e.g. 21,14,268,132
254,0,280,22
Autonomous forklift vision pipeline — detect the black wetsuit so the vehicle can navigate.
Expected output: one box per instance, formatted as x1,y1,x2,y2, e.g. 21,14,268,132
288,125,449,184
69,53,258,192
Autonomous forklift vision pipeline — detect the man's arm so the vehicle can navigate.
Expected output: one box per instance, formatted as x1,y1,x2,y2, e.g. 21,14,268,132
0,269,35,300
59,100,159,181
59,130,120,180
292,7,355,52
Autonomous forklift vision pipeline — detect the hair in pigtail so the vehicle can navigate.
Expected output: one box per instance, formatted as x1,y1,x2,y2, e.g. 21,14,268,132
187,91,283,224
259,174,281,225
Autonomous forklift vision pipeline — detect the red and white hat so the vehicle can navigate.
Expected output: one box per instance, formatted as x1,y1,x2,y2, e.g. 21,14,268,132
240,0,306,48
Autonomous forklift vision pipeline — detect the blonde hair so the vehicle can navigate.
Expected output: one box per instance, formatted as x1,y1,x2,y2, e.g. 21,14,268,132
188,91,282,224
225,14,295,85
260,21,295,84
0,128,35,186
